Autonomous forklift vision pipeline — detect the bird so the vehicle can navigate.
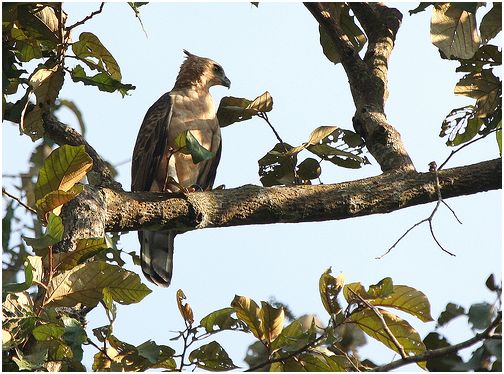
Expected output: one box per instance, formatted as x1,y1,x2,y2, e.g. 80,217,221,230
131,50,231,287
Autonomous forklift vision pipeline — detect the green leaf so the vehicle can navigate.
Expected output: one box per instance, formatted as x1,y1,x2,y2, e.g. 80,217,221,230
496,121,502,156
2,257,34,294
468,302,494,330
423,332,463,371
231,295,264,341
216,91,273,127
23,213,63,250
431,3,481,59
260,301,284,343
34,144,93,202
62,316,87,363
29,66,64,108
72,32,122,80
258,142,297,187
51,236,112,271
270,319,316,354
437,302,466,326
32,323,65,341
174,130,215,164
2,292,36,346
12,349,48,371
351,308,427,369
409,2,434,15
297,157,321,181
200,307,247,333
189,341,239,371
456,45,502,73
480,3,502,43
2,200,15,251
35,185,84,218
44,261,151,307
319,268,344,316
71,64,136,97
367,277,394,299
137,340,160,363
454,69,501,118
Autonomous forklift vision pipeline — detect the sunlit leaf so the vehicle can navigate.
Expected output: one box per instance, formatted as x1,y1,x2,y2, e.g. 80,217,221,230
54,99,86,136
21,105,44,141
71,65,135,97
454,69,501,118
29,66,64,108
216,92,273,127
189,341,239,371
2,292,36,346
45,261,151,307
367,277,394,299
32,323,65,341
260,301,284,343
350,308,427,369
231,295,264,341
176,289,194,324
35,185,84,218
270,318,317,354
34,144,93,202
431,3,481,59
319,268,345,316
51,236,112,271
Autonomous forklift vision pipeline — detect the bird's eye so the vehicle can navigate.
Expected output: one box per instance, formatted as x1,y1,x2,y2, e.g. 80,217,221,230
213,64,223,73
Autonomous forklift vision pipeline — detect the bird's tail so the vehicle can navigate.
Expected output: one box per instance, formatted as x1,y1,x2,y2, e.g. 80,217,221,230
139,230,175,287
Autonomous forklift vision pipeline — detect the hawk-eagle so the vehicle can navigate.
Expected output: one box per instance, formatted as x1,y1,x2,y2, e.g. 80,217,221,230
131,50,230,287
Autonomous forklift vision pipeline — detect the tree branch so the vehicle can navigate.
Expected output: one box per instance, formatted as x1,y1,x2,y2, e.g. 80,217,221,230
304,2,414,173
371,312,502,372
98,158,500,234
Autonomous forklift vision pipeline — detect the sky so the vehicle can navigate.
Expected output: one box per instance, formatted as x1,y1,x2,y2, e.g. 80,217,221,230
2,1,502,371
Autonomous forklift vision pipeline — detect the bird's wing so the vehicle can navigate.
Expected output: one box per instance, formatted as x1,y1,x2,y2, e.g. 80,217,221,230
131,92,172,192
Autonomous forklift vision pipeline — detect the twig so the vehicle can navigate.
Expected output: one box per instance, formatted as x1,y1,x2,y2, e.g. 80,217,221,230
371,312,502,372
2,188,37,214
86,338,113,361
377,163,457,258
257,112,287,151
66,2,105,31
438,128,499,171
348,288,407,359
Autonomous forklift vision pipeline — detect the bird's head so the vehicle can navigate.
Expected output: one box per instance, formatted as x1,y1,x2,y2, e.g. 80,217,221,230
174,50,231,90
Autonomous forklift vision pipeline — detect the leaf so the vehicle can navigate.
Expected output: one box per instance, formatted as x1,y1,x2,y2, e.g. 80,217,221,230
51,236,112,271
468,302,493,330
287,126,340,156
216,92,273,127
423,332,463,371
176,289,194,324
2,200,15,251
12,349,48,371
319,3,367,64
200,307,247,333
35,185,84,218
270,319,317,354
2,257,35,294
34,144,93,202
2,292,36,345
297,157,321,181
350,308,427,368
367,277,394,299
137,340,160,363
174,130,215,164
431,3,481,59
23,213,63,250
44,261,151,307
319,268,345,316
260,301,284,343
231,295,264,341
189,341,239,371
71,64,135,97
72,32,122,81
21,105,45,141
32,323,65,341
437,303,466,326
454,69,501,118
479,3,502,43
29,66,64,108
54,99,86,136
456,45,502,73
258,142,297,187
496,121,502,156
409,2,434,15
62,316,88,363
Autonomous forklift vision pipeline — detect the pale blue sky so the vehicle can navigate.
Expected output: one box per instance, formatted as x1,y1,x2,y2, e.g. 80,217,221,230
2,1,501,370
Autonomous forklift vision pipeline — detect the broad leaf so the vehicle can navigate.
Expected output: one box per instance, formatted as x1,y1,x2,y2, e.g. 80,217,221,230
423,332,463,371
44,261,151,307
34,144,93,202
71,65,135,97
468,302,494,330
200,307,247,333
260,301,284,343
319,268,345,316
479,3,502,43
216,91,273,127
29,66,64,108
189,341,239,371
51,236,112,271
350,308,427,369
2,292,36,346
176,289,194,324
431,3,481,59
231,295,264,341
2,200,15,251
437,303,466,326
297,157,321,181
23,213,63,250
32,323,65,341
454,69,501,118
174,130,215,164
62,317,87,363
270,318,317,354
35,185,84,218
258,142,297,187
2,257,35,294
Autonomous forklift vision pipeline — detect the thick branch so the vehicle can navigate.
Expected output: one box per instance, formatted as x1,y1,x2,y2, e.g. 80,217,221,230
304,2,414,173
42,113,122,190
102,158,501,233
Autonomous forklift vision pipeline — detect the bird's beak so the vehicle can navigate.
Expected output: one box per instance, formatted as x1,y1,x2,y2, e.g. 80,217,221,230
221,75,231,89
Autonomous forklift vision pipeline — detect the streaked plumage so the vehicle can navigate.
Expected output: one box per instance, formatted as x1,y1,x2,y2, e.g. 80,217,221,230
131,50,230,287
